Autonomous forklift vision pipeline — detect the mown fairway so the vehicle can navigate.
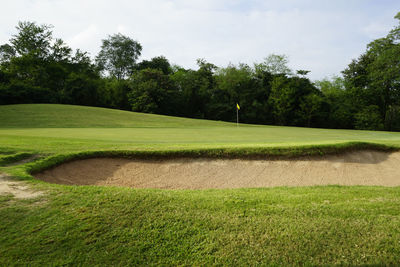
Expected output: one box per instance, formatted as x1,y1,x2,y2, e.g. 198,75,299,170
1,104,400,153
1,104,400,265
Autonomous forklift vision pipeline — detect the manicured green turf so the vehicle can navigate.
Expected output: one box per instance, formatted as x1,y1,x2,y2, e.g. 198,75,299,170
0,104,232,128
1,104,400,154
1,104,400,265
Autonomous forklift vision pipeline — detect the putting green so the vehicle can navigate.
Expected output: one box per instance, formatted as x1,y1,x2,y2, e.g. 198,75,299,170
1,104,400,154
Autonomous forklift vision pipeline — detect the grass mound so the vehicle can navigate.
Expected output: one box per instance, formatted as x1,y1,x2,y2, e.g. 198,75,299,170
0,104,232,128
0,152,35,166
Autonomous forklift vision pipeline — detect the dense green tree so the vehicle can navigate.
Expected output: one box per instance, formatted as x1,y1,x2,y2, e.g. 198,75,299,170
296,70,311,77
254,54,292,76
10,21,53,58
170,68,200,117
268,76,295,125
0,21,101,105
269,75,321,126
128,68,178,115
0,44,15,65
103,78,131,110
354,105,384,130
170,60,216,119
213,63,267,123
96,33,142,80
299,93,323,127
315,76,354,129
343,12,400,130
213,64,250,121
136,56,172,75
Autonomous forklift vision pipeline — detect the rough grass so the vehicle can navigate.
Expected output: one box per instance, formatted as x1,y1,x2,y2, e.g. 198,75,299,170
2,104,400,265
1,185,400,265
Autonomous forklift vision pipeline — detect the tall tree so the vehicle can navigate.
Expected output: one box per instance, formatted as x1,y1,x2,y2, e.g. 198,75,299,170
10,21,53,58
343,12,400,130
96,33,142,80
0,44,15,65
0,21,100,105
315,76,354,129
128,68,178,115
135,56,172,75
254,54,292,76
170,60,216,119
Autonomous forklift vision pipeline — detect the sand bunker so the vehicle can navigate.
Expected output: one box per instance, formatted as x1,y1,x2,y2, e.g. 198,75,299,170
35,150,400,189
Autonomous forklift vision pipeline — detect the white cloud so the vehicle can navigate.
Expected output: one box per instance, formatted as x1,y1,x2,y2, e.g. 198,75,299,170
363,22,393,39
67,24,100,54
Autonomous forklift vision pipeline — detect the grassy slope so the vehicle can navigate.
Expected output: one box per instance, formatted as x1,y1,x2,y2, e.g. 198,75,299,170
1,104,400,154
2,104,400,265
0,104,232,128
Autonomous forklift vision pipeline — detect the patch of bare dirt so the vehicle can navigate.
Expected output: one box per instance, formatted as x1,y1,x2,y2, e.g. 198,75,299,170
34,150,400,189
0,173,44,198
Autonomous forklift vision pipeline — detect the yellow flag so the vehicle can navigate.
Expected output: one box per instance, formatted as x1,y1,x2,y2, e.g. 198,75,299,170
236,103,240,110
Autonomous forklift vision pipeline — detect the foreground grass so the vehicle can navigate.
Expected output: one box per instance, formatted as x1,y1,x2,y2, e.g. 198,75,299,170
1,184,400,265
2,104,400,265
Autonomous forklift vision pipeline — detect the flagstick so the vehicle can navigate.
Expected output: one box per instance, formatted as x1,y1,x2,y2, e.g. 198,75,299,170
236,106,239,127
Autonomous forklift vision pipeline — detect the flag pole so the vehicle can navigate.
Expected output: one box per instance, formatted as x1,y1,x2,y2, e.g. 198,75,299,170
236,104,239,127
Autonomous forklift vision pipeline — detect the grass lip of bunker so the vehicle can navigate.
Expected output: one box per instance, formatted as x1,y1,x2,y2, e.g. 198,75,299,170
33,149,400,189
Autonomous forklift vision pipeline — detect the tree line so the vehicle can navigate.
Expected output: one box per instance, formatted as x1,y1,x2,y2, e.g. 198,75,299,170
1,13,400,131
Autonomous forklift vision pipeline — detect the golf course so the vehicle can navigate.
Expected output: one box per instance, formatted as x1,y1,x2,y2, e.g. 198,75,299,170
2,103,400,265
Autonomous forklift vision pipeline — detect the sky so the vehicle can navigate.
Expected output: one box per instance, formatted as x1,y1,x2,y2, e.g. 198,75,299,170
1,0,399,80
